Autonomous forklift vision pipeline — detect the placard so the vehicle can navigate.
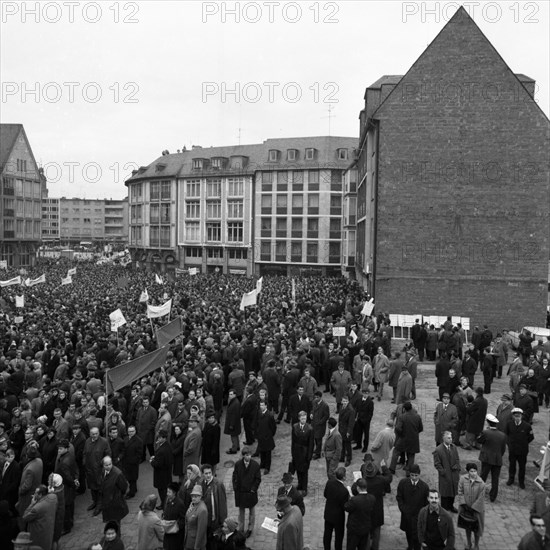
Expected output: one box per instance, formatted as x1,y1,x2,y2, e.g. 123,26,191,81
332,327,346,337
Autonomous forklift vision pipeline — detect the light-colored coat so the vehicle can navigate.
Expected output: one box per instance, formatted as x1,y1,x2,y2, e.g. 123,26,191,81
457,474,486,536
370,427,395,468
22,492,57,550
373,353,390,384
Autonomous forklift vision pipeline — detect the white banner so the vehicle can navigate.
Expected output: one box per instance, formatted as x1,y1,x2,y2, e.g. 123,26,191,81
139,289,149,303
25,274,46,287
0,260,7,269
61,275,72,286
15,295,24,308
147,299,172,319
0,276,21,288
189,267,198,276
239,289,257,311
110,308,127,331
361,298,375,316
68,267,77,276
155,274,164,284
256,277,263,294
332,326,346,337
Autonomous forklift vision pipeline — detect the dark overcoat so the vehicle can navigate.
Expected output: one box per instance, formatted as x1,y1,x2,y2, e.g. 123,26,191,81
255,410,276,452
99,465,129,522
123,434,143,481
291,423,314,472
224,398,242,436
433,443,460,497
232,458,261,509
465,395,488,434
394,410,423,454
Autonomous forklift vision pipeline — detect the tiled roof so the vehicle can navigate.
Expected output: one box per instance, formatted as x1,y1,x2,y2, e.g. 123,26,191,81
0,123,23,171
125,136,358,184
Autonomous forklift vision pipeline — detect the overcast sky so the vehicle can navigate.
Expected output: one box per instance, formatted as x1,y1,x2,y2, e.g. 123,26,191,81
2,1,548,199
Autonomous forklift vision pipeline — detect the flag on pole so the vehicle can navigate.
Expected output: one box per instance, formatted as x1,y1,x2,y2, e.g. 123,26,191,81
147,299,172,319
139,289,149,303
156,316,183,347
155,274,164,284
68,267,77,276
0,276,21,287
256,277,263,294
61,275,72,286
239,289,257,311
109,309,127,331
15,295,24,308
106,346,170,393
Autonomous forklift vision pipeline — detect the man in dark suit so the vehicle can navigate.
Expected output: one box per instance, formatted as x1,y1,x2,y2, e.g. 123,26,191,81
0,447,21,513
201,463,228,548
277,472,305,515
504,407,534,489
240,390,258,446
150,429,173,509
390,401,423,474
323,466,349,550
417,489,455,550
97,455,129,524
224,390,242,454
338,396,355,467
396,463,429,550
122,425,143,498
311,391,330,460
54,439,79,533
344,478,376,550
288,386,312,425
478,414,507,502
255,400,276,475
353,388,374,452
291,411,314,495
232,446,262,538
135,395,157,460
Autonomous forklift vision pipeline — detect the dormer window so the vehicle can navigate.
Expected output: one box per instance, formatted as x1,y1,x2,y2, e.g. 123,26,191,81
155,163,166,172
305,148,316,160
268,150,280,162
192,159,203,170
287,149,297,161
338,149,348,161
211,157,227,170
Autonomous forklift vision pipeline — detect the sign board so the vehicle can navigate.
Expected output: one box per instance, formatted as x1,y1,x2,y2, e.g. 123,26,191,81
332,327,346,337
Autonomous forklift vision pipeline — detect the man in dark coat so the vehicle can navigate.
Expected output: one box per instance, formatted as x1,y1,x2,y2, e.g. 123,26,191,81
463,387,488,449
435,353,451,400
396,463,429,550
344,478,376,550
338,396,355,467
389,401,423,474
323,466,349,550
232,447,261,538
277,472,305,516
224,390,241,454
240,391,258,446
355,455,392,550
135,396,157,460
107,426,126,469
0,447,21,513
478,413,507,502
70,423,87,494
255,400,276,474
122,425,143,498
353,387,374,452
291,411,314,494
82,427,110,513
263,360,281,414
54,439,79,533
201,413,221,473
417,489,455,550
151,429,173,508
201,463,227,547
288,386,312,425
433,431,461,512
504,407,534,489
311,391,330,460
98,455,129,523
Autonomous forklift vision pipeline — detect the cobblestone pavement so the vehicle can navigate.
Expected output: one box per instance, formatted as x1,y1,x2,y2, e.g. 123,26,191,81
59,363,548,550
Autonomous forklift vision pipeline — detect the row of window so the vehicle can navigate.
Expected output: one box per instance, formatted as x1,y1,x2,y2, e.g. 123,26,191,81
185,247,247,259
259,241,340,263
184,222,244,243
259,194,342,210
185,178,245,198
184,200,243,220
260,217,341,235
3,198,41,218
266,148,348,162
2,177,41,199
3,219,41,236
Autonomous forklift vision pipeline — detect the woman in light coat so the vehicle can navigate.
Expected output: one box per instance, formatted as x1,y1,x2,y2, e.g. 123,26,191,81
137,494,164,550
457,462,486,550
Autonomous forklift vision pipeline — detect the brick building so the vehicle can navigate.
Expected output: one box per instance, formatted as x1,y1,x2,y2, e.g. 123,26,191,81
356,7,549,330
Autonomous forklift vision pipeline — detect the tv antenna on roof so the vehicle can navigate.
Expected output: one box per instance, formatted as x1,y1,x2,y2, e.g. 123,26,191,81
322,104,335,136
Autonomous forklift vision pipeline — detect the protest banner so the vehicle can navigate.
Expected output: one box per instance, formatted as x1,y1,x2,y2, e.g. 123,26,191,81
147,299,172,319
156,316,183,347
15,295,24,308
139,289,149,303
109,308,127,331
0,276,21,287
239,289,257,311
61,275,72,286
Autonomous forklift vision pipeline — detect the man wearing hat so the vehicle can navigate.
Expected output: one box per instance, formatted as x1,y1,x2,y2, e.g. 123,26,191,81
182,414,202,471
504,407,534,489
356,454,392,550
514,384,536,424
151,429,173,509
396,463,429,550
478,413,507,501
55,438,78,534
232,447,261,538
433,393,458,446
496,394,514,430
12,532,43,550
277,472,305,516
275,495,303,550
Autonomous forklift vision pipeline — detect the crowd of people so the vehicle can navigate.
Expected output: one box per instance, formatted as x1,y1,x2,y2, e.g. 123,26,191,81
0,259,550,550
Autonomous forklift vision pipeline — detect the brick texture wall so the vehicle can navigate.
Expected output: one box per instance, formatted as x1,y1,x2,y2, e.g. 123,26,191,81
372,8,550,332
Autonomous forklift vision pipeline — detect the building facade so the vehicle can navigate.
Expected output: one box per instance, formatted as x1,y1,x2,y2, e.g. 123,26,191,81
125,136,357,275
0,124,45,267
42,197,60,242
355,7,550,330
57,197,128,246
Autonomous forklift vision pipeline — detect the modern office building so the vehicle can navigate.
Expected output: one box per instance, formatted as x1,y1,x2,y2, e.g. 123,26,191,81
126,136,357,275
0,123,45,267
355,7,550,329
57,197,129,246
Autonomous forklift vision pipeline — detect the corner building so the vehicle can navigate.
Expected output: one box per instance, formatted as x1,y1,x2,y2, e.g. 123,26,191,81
125,136,356,276
356,7,550,330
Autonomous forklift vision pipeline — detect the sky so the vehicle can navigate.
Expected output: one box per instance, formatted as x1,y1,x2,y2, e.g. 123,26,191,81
1,0,548,200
